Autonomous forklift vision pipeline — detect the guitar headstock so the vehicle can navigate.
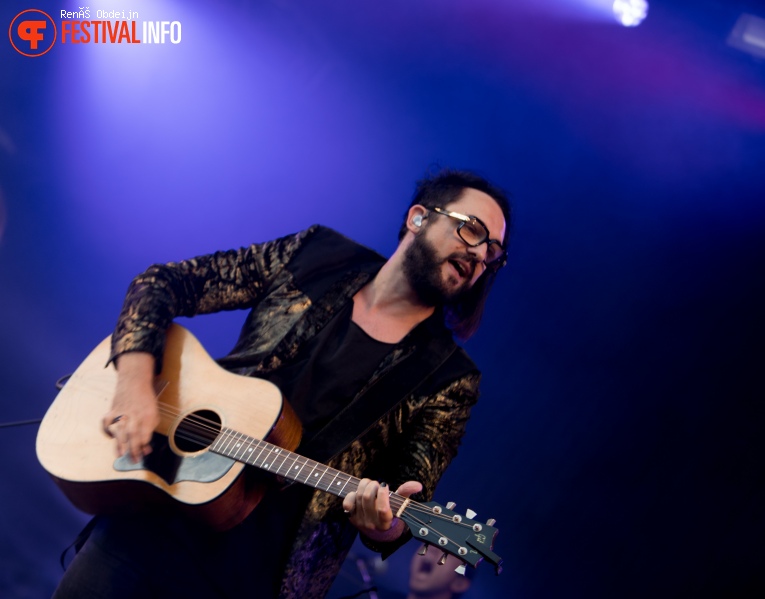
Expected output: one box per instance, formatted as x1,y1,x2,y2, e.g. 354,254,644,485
399,500,503,574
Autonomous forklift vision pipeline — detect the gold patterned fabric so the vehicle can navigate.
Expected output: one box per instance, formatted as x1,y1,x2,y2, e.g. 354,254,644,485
110,225,481,598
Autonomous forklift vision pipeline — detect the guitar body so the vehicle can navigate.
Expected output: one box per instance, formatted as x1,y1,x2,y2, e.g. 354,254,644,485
36,324,302,531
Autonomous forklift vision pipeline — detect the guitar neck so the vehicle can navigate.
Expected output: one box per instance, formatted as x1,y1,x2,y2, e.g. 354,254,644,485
207,428,501,571
211,427,364,501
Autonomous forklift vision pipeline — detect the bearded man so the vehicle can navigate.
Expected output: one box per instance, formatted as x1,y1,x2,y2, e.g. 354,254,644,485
53,168,511,599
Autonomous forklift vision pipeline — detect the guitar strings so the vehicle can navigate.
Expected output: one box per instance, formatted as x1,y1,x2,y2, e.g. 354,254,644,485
155,401,473,521
150,400,488,551
154,401,467,519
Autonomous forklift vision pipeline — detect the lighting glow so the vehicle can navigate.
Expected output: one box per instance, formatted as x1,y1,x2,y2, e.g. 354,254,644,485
728,14,765,59
613,0,648,27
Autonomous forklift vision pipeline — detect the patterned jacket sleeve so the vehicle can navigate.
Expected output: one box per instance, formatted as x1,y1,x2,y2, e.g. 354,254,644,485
397,372,481,499
361,370,481,556
109,226,317,371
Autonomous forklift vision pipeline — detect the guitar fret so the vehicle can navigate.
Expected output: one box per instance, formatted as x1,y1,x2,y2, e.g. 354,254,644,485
230,431,245,456
233,434,251,461
218,430,240,456
337,476,351,497
280,451,300,477
290,457,308,483
303,462,319,485
311,465,327,489
242,439,257,461
297,459,316,484
231,432,249,461
271,447,288,473
249,440,269,466
262,446,278,471
325,471,340,491
317,467,337,492
241,438,258,461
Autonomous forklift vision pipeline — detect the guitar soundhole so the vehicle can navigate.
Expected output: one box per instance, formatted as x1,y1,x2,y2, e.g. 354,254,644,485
174,410,222,453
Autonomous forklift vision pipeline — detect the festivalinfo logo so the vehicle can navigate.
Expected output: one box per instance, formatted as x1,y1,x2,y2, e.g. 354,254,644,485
9,9,57,57
9,7,182,57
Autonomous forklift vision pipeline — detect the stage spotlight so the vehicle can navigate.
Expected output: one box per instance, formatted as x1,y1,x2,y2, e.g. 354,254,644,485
727,13,765,59
613,0,648,27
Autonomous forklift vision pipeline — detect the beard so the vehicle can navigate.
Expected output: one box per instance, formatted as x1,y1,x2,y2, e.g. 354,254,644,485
402,233,477,306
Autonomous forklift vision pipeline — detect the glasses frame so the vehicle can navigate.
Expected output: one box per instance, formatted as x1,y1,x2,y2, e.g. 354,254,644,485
431,207,507,271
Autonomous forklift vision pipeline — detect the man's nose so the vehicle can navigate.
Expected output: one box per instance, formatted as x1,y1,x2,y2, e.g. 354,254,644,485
466,242,488,263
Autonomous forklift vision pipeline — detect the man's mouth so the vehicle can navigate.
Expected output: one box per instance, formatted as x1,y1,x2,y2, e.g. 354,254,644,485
448,258,473,280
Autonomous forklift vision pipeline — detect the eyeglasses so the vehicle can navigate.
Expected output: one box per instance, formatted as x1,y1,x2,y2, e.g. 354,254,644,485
431,207,507,271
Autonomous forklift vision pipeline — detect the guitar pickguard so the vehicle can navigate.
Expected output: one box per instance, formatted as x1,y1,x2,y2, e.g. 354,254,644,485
114,432,236,486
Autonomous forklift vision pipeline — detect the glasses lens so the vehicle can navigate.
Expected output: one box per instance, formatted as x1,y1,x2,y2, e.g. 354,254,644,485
458,220,488,245
485,243,506,267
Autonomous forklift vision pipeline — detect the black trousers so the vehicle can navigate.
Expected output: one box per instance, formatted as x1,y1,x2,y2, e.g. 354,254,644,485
52,512,229,599
51,484,312,599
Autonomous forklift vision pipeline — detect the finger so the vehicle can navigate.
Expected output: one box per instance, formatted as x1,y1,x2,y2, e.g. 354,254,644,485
125,419,148,463
343,491,357,514
375,482,394,530
360,481,382,526
345,478,371,516
361,480,379,509
136,420,155,457
111,416,137,462
102,413,122,438
111,419,130,459
354,478,372,510
395,480,423,498
351,479,374,523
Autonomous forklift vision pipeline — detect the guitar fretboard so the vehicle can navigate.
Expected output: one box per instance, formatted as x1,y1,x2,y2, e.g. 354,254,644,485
210,428,362,499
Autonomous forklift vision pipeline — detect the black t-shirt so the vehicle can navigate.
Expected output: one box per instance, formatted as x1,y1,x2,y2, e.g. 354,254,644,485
211,300,395,596
264,300,394,446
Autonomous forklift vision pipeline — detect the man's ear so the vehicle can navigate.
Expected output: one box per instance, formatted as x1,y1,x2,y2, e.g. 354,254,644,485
405,205,428,235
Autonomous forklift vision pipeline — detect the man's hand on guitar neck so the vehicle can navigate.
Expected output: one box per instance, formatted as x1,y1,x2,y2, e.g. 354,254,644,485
103,352,161,463
343,479,423,543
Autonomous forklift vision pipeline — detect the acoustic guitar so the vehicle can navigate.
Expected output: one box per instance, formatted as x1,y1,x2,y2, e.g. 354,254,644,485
36,324,502,573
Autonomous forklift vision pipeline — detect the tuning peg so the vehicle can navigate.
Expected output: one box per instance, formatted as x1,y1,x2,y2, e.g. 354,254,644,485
438,552,448,565
465,508,477,519
446,501,456,510
454,563,467,576
487,518,496,526
417,544,428,556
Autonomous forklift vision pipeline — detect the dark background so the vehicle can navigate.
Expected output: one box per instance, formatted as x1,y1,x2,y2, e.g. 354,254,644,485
1,1,763,597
